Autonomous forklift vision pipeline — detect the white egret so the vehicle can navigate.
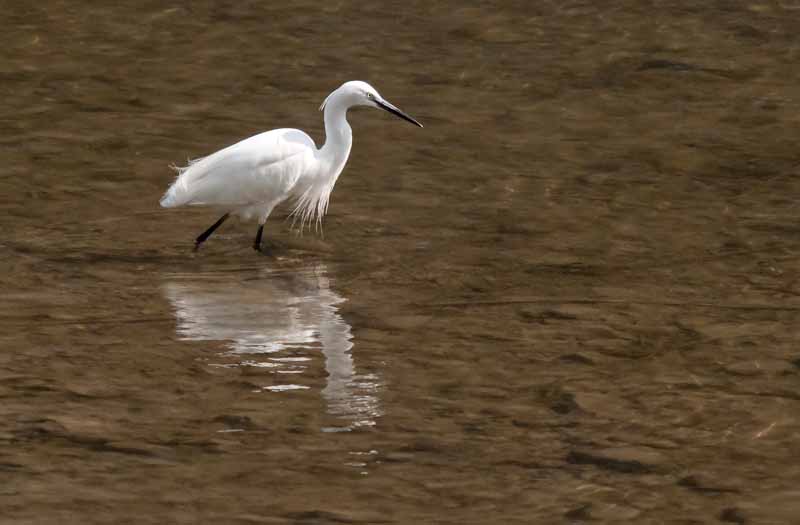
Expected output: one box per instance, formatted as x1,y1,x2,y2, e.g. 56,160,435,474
160,80,422,252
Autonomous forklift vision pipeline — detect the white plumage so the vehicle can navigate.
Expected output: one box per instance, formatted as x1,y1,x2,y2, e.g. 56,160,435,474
160,80,422,252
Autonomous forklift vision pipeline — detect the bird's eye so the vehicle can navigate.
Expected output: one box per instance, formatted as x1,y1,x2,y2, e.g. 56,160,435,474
366,92,373,99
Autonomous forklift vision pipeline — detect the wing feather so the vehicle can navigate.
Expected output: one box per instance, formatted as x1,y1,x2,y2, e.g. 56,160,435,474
160,129,317,208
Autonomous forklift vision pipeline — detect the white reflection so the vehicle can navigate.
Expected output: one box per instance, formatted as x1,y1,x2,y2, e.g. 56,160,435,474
162,264,380,430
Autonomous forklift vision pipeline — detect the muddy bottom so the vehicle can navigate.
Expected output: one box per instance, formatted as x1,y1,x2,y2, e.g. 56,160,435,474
2,2,800,524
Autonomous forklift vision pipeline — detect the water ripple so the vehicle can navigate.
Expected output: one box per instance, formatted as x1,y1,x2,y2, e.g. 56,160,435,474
162,263,381,430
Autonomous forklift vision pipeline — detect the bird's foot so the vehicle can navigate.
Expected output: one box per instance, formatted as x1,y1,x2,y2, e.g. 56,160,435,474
253,243,273,256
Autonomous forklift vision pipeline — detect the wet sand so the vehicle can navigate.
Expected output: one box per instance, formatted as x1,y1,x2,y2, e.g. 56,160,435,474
2,2,800,523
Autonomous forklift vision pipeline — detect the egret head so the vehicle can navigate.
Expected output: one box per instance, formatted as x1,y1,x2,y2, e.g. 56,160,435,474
321,80,423,128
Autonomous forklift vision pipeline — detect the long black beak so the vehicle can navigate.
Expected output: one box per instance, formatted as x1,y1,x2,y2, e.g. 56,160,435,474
376,99,423,128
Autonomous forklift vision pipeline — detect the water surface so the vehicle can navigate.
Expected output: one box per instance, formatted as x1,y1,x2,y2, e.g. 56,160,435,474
2,1,800,523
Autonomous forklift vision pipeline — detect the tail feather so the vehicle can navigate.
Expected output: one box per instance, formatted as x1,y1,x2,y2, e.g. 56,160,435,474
159,183,183,208
160,159,205,208
159,171,188,208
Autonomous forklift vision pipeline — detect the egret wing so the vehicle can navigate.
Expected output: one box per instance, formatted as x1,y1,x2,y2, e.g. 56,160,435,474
160,129,317,208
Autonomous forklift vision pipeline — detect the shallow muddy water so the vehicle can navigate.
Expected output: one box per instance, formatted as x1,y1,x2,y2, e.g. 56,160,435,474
2,1,800,523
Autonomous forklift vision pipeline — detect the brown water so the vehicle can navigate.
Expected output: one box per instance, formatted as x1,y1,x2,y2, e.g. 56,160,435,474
3,2,800,523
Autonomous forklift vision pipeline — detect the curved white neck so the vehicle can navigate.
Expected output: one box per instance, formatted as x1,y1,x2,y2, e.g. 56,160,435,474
319,98,353,171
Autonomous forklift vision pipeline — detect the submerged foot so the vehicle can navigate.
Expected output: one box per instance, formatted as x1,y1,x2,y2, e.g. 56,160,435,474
253,241,273,256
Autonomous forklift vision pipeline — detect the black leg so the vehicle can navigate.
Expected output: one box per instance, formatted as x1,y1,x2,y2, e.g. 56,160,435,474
194,213,229,251
253,224,264,252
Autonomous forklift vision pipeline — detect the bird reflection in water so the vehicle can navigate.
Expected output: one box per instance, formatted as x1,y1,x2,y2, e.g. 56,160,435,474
162,264,381,430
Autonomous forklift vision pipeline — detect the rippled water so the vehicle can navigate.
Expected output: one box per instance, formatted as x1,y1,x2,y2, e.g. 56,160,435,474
163,265,381,431
3,1,800,524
